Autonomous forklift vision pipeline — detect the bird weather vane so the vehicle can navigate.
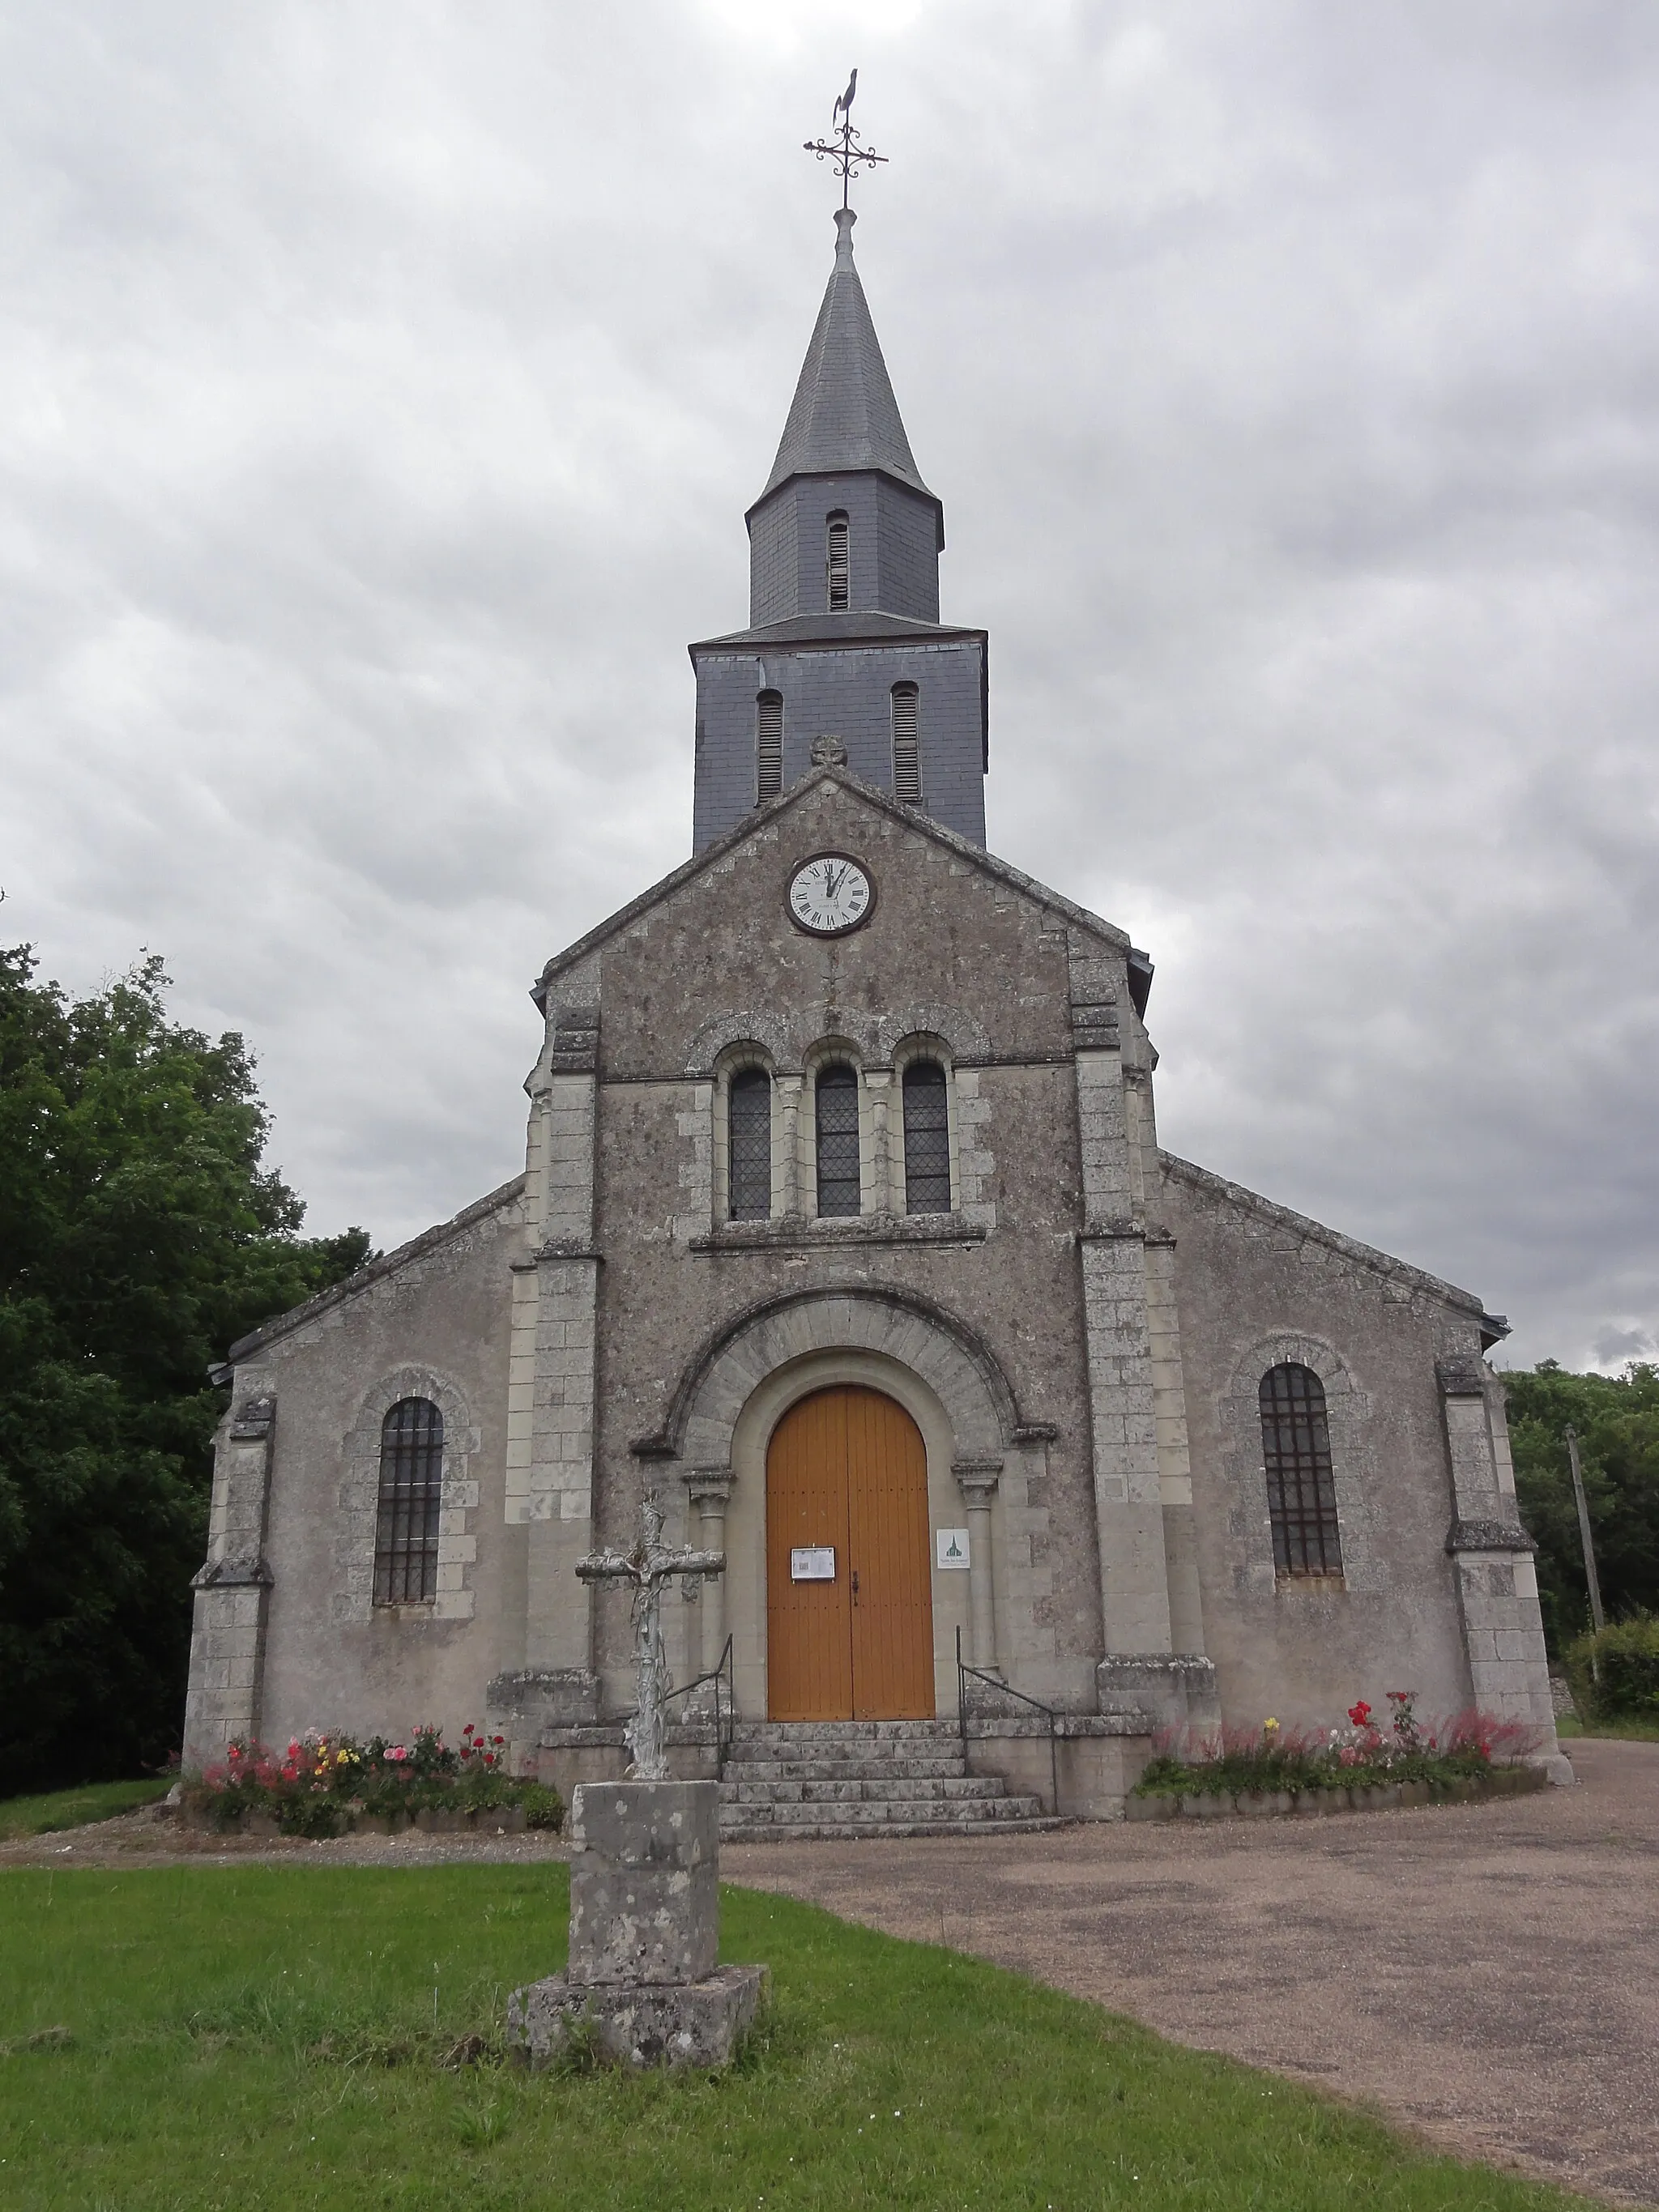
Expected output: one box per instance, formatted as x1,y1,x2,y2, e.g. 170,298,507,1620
804,67,887,211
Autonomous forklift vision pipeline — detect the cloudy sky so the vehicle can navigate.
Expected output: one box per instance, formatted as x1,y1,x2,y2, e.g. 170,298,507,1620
3,2,1656,1370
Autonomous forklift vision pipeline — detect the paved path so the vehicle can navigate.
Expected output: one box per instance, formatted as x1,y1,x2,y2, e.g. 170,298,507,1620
727,1739,1659,2208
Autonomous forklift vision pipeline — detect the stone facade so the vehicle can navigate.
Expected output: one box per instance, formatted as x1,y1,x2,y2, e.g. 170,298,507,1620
181,202,1569,1801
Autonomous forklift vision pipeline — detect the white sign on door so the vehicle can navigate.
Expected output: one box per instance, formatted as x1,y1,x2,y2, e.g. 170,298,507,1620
936,1528,970,1570
790,1545,836,1582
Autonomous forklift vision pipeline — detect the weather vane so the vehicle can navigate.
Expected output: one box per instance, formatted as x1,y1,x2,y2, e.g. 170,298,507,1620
803,67,887,212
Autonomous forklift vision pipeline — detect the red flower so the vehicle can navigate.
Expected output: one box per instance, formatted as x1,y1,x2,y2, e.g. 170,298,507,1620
1347,1701,1371,1727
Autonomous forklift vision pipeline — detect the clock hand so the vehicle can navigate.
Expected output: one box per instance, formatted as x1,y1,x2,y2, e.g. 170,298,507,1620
825,863,846,901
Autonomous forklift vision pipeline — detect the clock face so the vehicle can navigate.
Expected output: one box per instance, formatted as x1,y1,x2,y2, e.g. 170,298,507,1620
788,853,873,936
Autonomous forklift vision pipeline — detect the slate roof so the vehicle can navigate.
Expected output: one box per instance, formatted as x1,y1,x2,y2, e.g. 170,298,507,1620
689,610,984,654
753,208,936,516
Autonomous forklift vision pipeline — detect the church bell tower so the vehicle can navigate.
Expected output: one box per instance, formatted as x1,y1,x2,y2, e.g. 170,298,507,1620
689,204,989,852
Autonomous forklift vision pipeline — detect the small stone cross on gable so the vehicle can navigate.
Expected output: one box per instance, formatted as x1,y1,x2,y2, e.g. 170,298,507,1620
576,1493,724,1780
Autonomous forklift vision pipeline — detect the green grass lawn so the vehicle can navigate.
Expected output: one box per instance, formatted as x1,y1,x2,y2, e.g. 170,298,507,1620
0,1778,173,1840
1555,1713,1659,1741
0,1864,1589,2211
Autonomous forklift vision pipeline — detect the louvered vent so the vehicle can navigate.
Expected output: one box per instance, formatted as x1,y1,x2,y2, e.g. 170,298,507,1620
891,683,922,803
756,691,783,802
826,513,850,611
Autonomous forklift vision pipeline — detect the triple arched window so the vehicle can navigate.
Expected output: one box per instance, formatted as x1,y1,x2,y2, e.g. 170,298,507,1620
727,1068,772,1221
373,1398,443,1605
719,1051,957,1222
901,1060,950,1213
1259,1364,1343,1578
814,1064,862,1217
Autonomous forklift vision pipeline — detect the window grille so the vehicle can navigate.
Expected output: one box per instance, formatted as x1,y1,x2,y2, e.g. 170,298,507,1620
373,1397,444,1605
902,1059,951,1213
1259,1365,1343,1577
891,684,922,803
727,1067,772,1221
826,513,850,611
756,691,783,803
814,1063,861,1217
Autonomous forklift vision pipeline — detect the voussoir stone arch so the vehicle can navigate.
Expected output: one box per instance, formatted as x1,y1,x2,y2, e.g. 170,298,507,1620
335,1365,484,1626
654,1287,1020,1473
685,1010,800,1078
872,1002,991,1063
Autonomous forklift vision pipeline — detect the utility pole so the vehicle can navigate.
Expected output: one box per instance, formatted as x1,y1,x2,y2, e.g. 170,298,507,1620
1564,1425,1606,1681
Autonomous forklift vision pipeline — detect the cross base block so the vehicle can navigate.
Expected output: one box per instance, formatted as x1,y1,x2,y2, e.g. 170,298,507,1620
508,1963,767,2070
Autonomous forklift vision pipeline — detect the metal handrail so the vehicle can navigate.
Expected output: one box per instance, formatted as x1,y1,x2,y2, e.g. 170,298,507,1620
956,1625,1061,1817
659,1634,737,1779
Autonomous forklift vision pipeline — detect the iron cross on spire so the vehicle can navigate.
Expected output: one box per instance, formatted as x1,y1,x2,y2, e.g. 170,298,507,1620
576,1492,724,1780
803,66,888,211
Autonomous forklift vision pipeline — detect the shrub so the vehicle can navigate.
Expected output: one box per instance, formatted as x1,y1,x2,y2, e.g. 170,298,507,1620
1132,1693,1542,1799
1565,1613,1659,1721
181,1724,563,1834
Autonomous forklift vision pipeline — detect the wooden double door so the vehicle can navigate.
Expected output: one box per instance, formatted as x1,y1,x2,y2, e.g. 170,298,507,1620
766,1386,936,1721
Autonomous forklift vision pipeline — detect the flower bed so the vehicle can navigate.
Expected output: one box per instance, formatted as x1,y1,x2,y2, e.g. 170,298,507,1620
1130,1693,1544,1816
181,1724,563,1839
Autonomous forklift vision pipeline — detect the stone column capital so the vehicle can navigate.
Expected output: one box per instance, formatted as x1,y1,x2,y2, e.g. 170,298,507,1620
683,1467,734,1507
952,1456,1003,1502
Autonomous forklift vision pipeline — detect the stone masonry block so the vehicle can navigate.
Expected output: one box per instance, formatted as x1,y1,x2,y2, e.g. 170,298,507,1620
566,1780,720,1987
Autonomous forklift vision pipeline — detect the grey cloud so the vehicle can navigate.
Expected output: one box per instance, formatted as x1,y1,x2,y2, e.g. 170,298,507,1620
2,0,1656,1370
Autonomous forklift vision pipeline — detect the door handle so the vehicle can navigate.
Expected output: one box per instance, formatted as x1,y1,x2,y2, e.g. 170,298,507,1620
851,1568,859,1605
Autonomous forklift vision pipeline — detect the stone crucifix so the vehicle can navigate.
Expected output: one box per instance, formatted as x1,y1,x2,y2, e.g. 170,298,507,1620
576,1493,725,1780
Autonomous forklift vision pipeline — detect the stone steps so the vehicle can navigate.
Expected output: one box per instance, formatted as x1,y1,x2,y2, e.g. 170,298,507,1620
717,1718,1056,1843
720,1774,1006,1805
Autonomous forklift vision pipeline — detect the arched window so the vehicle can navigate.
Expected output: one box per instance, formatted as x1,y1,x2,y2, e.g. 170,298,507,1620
727,1068,772,1221
902,1059,951,1213
826,512,850,611
756,691,783,803
814,1063,862,1217
1259,1364,1342,1577
890,683,922,803
374,1397,443,1605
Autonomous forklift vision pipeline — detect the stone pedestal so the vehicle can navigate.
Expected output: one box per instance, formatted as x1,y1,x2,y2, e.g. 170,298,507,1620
1096,1652,1221,1733
507,1778,766,2069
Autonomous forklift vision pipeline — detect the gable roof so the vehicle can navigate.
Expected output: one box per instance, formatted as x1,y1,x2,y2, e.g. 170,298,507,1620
1159,1152,1510,1347
749,208,942,548
226,1176,526,1364
532,762,1142,1009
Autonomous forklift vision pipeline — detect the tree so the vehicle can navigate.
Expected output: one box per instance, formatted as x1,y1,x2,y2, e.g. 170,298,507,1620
0,946,371,1788
1502,1361,1659,1652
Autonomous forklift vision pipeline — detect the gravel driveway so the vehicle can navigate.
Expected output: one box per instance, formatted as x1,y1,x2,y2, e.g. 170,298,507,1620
727,1738,1659,2208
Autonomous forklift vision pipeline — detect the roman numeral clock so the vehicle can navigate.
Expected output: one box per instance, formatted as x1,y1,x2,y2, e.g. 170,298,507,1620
788,853,874,936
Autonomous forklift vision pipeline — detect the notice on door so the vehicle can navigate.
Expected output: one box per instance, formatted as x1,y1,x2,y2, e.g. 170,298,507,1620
790,1545,836,1582
936,1528,970,1570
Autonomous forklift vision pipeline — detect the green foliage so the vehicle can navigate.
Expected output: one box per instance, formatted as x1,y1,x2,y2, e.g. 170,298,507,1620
1563,1613,1659,1722
0,1865,1587,2210
1501,1361,1659,1652
181,1726,563,1835
0,1777,171,1839
0,945,372,1788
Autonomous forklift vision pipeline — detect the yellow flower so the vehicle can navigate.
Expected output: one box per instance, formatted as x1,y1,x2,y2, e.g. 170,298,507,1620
337,1749,350,1764
1265,1717,1280,1731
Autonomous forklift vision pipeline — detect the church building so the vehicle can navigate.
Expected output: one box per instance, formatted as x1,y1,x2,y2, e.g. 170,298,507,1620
183,198,1568,1827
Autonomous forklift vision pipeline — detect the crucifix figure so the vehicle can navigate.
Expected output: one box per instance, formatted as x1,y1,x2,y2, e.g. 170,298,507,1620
576,1493,725,1780
803,65,888,211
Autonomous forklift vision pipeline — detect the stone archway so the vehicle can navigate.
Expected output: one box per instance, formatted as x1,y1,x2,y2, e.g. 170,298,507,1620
644,1288,1021,1719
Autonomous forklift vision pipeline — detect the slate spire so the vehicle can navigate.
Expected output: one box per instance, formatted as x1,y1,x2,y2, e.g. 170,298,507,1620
757,207,937,522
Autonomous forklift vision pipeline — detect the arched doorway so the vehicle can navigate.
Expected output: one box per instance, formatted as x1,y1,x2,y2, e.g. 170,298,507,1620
766,1385,935,1720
